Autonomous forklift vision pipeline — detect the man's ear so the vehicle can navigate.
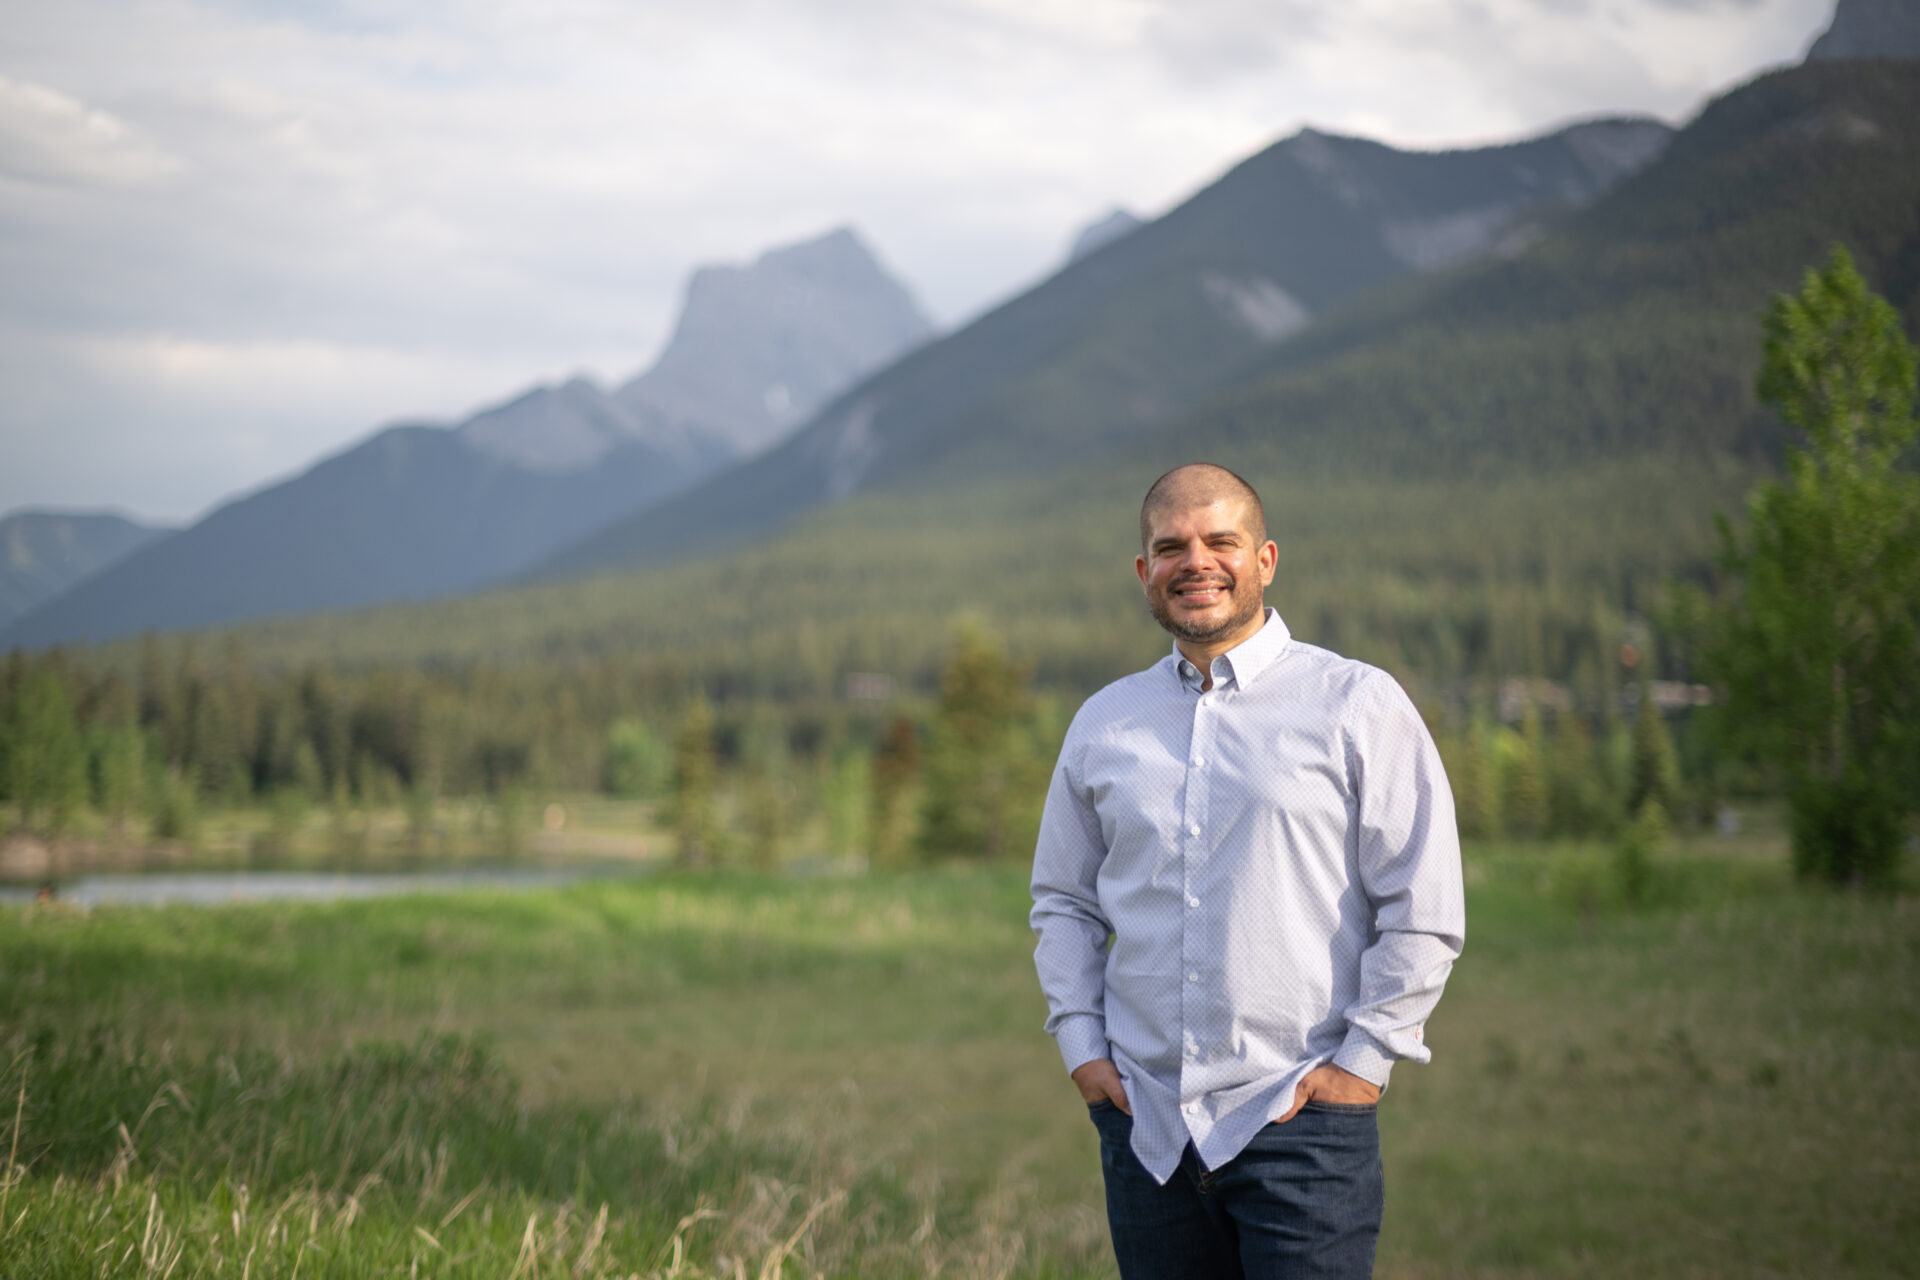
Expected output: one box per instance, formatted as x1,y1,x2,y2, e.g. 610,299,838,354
1258,540,1277,586
1135,554,1151,591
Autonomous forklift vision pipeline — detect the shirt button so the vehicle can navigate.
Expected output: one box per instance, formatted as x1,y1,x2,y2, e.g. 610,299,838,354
1191,757,1203,767
1188,824,1200,836
1187,971,1199,982
1188,897,1200,908
1184,1101,1199,1114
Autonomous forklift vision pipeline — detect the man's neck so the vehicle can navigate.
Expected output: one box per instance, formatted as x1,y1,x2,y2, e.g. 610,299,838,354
1175,611,1268,692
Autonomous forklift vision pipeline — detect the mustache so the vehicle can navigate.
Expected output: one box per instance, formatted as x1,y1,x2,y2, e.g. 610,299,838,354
1172,572,1234,590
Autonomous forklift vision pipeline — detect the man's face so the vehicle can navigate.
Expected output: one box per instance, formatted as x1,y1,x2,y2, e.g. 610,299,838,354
1135,496,1277,647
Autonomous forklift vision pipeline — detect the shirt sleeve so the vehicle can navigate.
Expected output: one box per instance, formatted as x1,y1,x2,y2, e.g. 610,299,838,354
1333,671,1467,1088
1029,721,1116,1076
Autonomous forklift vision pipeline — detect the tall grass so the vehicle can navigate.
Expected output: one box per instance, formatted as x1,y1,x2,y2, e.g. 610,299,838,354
1,836,1916,1276
0,1028,1068,1277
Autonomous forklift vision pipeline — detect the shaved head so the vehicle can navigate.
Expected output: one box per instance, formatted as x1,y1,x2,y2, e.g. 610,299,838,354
1140,463,1266,550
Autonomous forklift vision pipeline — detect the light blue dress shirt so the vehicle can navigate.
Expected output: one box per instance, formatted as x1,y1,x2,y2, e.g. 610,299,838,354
1030,609,1465,1183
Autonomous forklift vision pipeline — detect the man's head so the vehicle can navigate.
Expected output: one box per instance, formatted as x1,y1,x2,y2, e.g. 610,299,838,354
1135,463,1276,651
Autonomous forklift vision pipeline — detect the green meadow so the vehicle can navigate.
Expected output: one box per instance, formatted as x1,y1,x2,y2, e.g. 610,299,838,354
1,822,1915,1277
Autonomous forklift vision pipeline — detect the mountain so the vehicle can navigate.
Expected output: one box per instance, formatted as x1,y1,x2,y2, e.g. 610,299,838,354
2,227,934,650
1805,0,1920,61
456,228,935,473
1067,208,1145,263
197,60,1920,703
0,511,172,633
534,115,1673,579
611,227,935,457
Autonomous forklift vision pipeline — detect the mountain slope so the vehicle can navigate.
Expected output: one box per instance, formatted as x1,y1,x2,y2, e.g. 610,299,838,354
534,116,1672,578
0,511,172,633
1160,58,1920,476
1806,0,1920,61
3,228,932,650
184,61,1920,703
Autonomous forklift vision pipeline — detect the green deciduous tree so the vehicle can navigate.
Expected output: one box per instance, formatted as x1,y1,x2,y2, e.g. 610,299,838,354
603,717,669,799
1693,247,1920,886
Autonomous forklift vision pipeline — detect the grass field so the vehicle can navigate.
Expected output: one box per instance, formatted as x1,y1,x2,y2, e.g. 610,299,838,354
1,823,1915,1277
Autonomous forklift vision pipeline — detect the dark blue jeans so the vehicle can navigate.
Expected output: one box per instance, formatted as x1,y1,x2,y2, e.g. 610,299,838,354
1088,1100,1383,1279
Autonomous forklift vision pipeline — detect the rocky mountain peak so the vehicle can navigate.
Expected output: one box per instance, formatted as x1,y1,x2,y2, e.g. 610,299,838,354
616,226,936,456
458,226,936,475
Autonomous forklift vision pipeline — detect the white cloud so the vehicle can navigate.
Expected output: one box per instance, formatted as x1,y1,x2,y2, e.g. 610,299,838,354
0,74,183,187
0,0,1840,520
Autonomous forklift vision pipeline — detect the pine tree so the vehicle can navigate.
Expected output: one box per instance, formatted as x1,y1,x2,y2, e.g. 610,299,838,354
1450,717,1503,842
668,696,720,868
869,714,920,868
6,665,88,835
1504,703,1550,840
1629,689,1685,822
918,627,1042,861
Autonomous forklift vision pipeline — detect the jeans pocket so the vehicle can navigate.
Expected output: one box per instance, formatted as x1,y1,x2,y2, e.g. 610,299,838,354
1087,1099,1118,1113
1300,1099,1377,1114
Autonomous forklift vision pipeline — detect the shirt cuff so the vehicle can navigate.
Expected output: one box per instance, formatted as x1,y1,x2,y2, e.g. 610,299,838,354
1051,1014,1111,1076
1332,1033,1396,1090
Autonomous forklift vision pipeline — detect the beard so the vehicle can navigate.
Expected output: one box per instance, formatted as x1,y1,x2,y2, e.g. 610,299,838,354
1146,571,1266,644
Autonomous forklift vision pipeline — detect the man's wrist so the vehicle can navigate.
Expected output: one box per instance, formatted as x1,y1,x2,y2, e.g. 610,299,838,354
1331,1037,1394,1091
1054,1015,1110,1076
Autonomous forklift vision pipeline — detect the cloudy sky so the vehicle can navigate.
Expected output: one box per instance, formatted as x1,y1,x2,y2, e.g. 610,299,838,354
3,0,1835,524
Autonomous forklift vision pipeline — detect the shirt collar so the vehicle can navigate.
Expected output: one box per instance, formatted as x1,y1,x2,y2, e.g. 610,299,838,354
1172,607,1292,692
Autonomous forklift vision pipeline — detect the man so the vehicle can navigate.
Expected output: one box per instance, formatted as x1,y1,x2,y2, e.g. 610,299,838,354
1030,463,1464,1278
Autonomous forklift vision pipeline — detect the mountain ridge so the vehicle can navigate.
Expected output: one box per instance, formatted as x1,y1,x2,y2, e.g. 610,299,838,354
1,227,934,650
533,114,1674,581
0,511,173,634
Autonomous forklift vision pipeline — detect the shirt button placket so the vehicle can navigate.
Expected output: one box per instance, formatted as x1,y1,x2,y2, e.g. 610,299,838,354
1180,689,1214,1130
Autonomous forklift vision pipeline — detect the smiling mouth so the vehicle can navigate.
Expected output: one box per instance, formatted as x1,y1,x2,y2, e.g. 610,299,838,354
1172,578,1231,605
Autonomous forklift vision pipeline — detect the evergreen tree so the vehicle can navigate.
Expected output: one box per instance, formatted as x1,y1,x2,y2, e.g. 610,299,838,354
5,665,87,835
869,714,920,869
740,708,789,870
1449,717,1503,842
1547,712,1619,837
1692,248,1920,886
1628,690,1685,822
918,627,1043,861
1504,703,1550,840
825,749,871,863
89,725,146,837
668,696,720,868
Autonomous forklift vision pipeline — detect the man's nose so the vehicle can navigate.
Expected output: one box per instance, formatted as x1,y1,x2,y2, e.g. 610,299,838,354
1177,540,1215,569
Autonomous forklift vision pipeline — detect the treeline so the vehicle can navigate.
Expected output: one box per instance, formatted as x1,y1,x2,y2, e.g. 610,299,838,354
2,613,1716,867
